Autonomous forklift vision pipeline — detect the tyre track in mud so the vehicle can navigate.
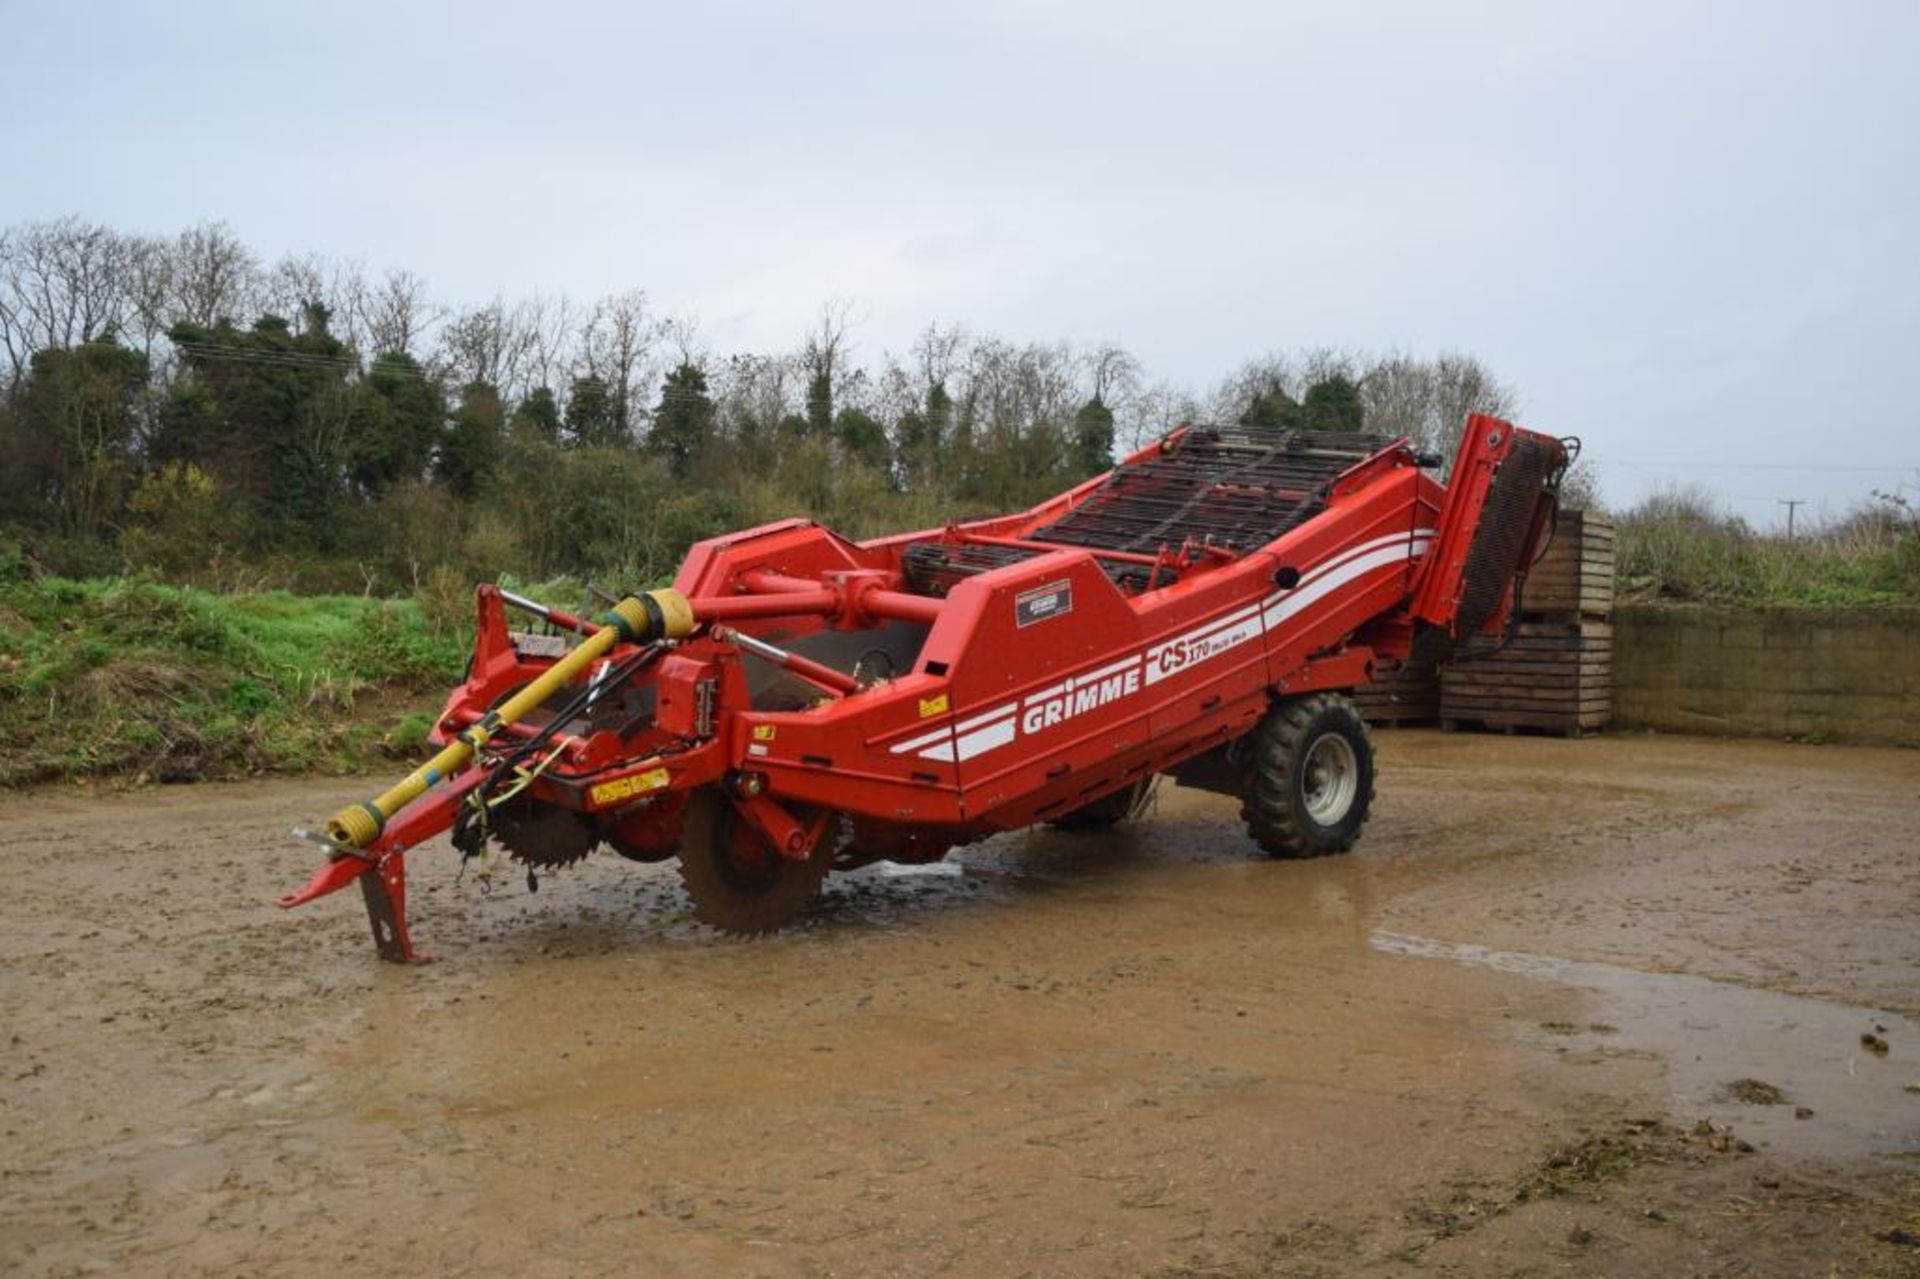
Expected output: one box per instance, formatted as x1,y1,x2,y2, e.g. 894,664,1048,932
2,732,1916,1275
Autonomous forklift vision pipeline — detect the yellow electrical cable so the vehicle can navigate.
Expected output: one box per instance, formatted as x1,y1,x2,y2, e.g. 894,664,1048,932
485,745,564,810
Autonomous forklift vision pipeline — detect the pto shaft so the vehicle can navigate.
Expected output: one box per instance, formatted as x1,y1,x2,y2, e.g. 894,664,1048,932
324,589,695,848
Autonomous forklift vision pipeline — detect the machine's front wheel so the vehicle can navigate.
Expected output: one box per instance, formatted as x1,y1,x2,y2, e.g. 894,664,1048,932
1241,693,1375,858
677,790,835,935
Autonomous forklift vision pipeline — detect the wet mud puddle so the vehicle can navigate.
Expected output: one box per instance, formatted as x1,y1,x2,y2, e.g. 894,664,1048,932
1372,932,1920,1161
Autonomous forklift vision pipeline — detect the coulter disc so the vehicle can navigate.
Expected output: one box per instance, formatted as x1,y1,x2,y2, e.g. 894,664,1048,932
676,790,836,935
493,800,599,869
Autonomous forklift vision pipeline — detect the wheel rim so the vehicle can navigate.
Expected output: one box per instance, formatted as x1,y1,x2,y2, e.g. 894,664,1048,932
1300,732,1359,826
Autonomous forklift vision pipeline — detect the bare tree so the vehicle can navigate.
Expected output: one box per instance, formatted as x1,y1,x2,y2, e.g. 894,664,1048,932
1024,341,1082,428
1349,350,1518,468
961,338,1080,439
1210,347,1516,459
1354,352,1433,443
1296,345,1360,389
169,221,259,327
0,218,143,383
523,293,578,395
711,351,797,442
659,313,703,369
436,298,542,396
910,322,965,392
580,289,659,437
1206,350,1297,423
0,224,27,386
1084,341,1142,407
803,299,858,380
865,353,916,426
120,235,175,365
799,298,861,433
261,252,368,345
1121,378,1202,451
361,269,441,357
1426,351,1516,455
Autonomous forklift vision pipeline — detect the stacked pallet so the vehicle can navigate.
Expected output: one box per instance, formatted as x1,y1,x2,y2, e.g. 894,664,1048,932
1440,509,1614,737
1441,620,1613,735
1521,509,1615,616
1354,660,1440,726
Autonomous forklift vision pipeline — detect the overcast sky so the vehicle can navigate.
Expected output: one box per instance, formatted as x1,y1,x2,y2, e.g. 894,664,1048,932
3,0,1914,524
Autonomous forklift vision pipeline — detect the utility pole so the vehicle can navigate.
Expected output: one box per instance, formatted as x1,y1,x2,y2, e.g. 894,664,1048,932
1779,498,1805,539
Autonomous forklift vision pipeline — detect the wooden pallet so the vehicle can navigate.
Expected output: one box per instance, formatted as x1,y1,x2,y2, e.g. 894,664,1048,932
1523,509,1614,618
1354,660,1440,726
1440,713,1608,738
1440,618,1612,737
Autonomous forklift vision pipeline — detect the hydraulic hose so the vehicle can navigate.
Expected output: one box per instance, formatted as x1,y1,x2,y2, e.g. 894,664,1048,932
324,589,695,849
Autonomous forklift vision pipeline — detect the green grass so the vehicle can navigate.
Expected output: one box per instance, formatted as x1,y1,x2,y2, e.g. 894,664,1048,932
0,576,467,786
1614,491,1920,607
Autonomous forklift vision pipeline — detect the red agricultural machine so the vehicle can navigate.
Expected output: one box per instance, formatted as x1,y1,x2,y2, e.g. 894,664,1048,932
284,415,1570,961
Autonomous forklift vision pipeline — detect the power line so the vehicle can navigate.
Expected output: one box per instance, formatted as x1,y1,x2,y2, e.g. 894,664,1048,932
1589,457,1915,474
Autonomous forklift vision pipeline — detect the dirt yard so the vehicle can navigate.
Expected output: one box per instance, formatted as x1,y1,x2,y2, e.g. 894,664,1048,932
2,730,1917,1276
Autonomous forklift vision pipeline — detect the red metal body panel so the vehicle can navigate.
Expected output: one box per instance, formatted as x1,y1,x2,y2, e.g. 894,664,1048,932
1410,412,1522,632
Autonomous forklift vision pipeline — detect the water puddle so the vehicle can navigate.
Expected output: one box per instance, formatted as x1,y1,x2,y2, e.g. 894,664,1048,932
1371,931,1919,1161
877,861,966,878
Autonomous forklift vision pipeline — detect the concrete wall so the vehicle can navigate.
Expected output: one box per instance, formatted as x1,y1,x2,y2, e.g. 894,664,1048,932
1613,605,1920,745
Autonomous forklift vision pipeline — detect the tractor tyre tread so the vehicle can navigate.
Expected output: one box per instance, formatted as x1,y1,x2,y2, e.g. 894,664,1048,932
1239,692,1375,859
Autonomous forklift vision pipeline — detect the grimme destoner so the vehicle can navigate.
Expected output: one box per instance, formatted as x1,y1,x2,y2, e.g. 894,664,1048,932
284,415,1570,960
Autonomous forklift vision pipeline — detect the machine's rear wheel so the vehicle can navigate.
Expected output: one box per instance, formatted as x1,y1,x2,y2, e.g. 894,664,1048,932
1049,777,1159,831
1241,693,1375,858
677,790,835,935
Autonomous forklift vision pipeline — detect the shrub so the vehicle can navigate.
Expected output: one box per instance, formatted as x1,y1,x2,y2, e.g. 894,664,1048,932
1615,487,1920,606
119,463,236,581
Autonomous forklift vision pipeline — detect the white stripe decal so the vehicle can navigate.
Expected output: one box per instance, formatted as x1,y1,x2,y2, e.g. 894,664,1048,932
953,704,1017,734
1263,539,1429,629
1175,598,1262,647
889,723,954,755
1293,529,1434,586
1144,609,1266,685
1077,652,1143,686
953,717,1017,761
1235,530,1428,625
1022,680,1072,708
1024,650,1143,708
905,527,1435,764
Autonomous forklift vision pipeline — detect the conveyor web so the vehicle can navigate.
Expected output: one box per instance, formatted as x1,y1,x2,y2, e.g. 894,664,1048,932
1031,426,1384,554
902,426,1389,595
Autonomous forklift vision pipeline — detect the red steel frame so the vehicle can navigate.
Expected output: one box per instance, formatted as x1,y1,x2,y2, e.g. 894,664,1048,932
282,416,1557,961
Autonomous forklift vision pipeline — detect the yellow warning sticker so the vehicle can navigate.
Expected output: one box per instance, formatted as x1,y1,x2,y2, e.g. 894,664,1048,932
589,767,670,807
752,724,777,741
918,693,949,718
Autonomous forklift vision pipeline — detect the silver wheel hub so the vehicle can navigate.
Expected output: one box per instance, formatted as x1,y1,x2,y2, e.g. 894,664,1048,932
1301,732,1359,826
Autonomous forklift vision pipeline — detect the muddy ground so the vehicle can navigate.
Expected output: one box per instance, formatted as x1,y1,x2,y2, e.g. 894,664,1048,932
2,730,1917,1276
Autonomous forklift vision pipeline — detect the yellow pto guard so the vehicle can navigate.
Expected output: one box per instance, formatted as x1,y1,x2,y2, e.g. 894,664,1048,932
324,589,694,850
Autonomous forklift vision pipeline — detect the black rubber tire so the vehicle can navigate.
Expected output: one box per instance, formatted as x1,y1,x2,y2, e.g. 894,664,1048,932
1049,777,1159,831
1240,693,1376,858
676,790,835,935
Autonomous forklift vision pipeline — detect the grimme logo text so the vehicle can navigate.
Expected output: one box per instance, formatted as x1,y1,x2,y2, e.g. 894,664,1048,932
1021,666,1141,734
